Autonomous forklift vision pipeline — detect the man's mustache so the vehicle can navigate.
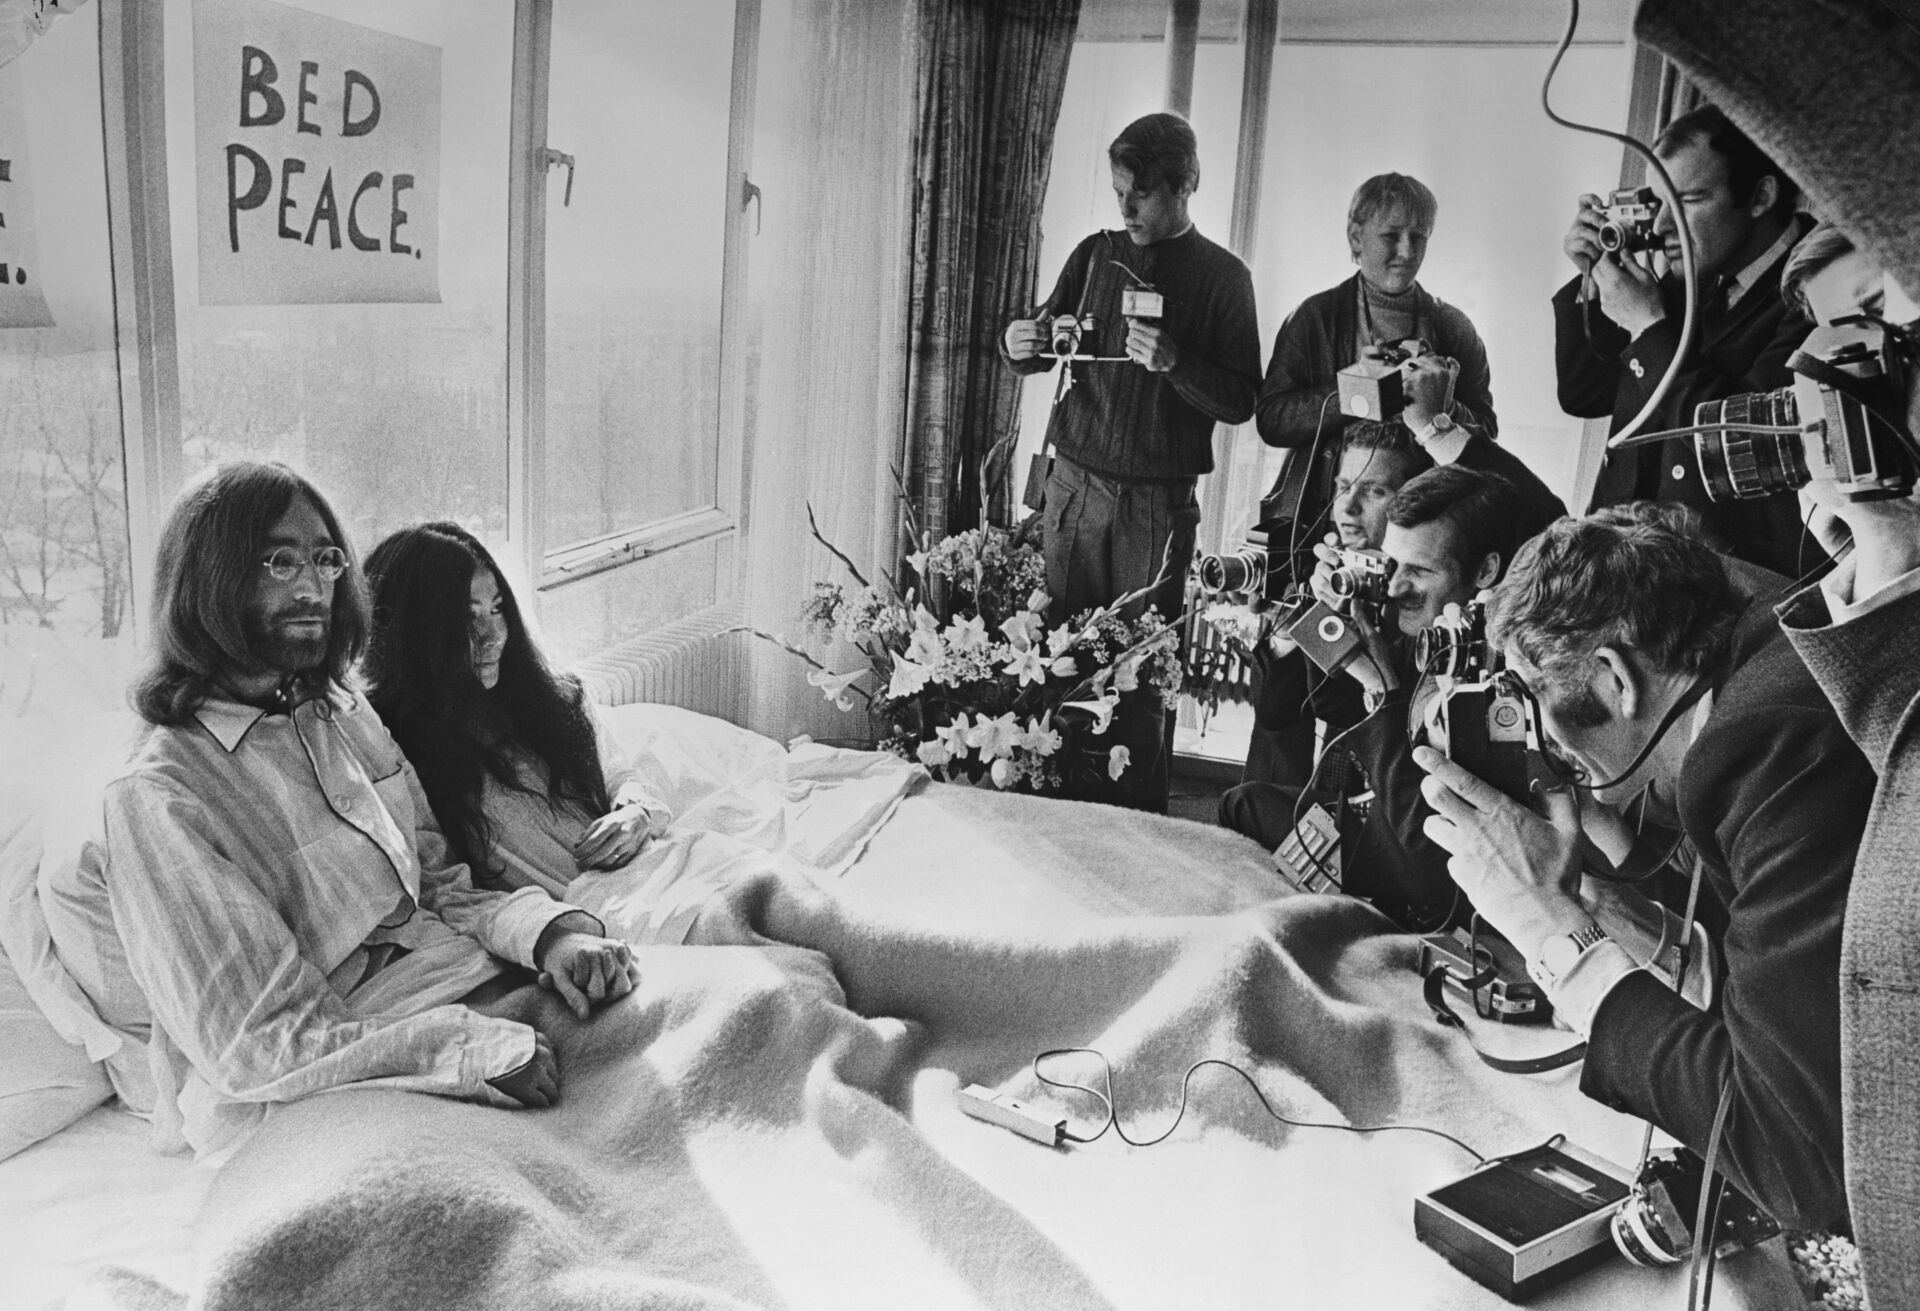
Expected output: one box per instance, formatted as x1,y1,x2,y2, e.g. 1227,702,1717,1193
268,604,331,625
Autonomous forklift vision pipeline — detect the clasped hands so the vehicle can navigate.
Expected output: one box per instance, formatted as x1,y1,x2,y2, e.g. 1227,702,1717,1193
488,916,640,1109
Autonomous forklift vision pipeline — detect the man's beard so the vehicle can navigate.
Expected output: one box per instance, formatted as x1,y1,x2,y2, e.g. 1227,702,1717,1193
243,602,331,675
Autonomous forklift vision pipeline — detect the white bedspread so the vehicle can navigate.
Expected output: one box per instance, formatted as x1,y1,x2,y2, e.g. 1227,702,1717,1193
0,713,1808,1311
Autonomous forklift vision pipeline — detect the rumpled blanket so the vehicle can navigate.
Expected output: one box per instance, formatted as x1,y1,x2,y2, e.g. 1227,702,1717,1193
148,862,1802,1311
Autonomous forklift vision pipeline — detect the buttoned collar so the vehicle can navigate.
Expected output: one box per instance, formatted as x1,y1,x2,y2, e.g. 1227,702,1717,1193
193,686,348,753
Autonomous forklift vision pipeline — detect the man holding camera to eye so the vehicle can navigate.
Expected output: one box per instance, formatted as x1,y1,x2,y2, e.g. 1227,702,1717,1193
1254,173,1499,545
1221,463,1561,931
1000,111,1261,811
1414,511,1875,1233
1555,105,1818,579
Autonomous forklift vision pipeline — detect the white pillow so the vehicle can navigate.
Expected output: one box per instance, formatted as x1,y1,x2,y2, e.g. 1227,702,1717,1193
594,702,786,819
0,782,111,1161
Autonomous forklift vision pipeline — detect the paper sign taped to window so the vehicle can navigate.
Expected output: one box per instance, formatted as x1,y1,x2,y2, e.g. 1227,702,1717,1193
0,62,55,330
194,0,442,305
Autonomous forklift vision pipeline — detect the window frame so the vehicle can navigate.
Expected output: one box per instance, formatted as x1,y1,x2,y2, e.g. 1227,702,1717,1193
509,0,761,595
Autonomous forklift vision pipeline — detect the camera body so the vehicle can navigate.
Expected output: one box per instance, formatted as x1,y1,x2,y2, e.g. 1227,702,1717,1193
1336,337,1427,421
1197,480,1319,606
1413,600,1539,807
1416,926,1552,1023
1285,547,1393,675
1694,318,1917,503
1597,186,1662,254
1041,313,1098,359
1611,1147,1781,1268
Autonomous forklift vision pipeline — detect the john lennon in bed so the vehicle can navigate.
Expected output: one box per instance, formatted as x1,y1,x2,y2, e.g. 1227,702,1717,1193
42,462,639,1159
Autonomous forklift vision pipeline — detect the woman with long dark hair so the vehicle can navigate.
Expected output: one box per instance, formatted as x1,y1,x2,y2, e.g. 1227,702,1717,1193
363,523,668,898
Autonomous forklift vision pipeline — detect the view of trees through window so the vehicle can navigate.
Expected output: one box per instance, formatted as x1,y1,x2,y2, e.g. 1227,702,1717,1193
0,7,129,716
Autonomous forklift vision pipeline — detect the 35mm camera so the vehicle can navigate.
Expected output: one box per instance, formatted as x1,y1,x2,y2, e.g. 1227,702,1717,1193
1597,186,1662,254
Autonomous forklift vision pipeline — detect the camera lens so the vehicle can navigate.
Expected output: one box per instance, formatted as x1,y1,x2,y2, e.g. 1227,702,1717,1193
1694,389,1808,501
1596,221,1627,253
1198,549,1261,595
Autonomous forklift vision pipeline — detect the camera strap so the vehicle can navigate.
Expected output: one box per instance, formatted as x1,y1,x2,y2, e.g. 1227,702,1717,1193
1420,957,1588,1074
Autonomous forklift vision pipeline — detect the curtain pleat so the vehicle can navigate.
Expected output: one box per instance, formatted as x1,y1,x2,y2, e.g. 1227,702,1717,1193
905,0,1079,547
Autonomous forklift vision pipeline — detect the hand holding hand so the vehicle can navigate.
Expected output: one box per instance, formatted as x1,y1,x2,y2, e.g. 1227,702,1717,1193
1125,319,1179,372
538,933,639,1020
1414,745,1590,951
486,1030,558,1108
573,804,659,870
1004,318,1046,362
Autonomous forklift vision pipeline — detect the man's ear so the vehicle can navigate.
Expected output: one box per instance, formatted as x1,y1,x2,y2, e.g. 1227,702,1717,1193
1591,645,1644,720
1347,221,1363,262
1747,173,1780,220
1470,552,1502,592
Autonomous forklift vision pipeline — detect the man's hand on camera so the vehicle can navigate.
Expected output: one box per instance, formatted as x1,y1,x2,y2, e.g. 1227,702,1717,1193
1004,318,1046,362
1400,354,1459,432
1590,248,1667,338
1413,745,1589,953
1125,319,1178,372
487,1031,558,1109
1563,193,1607,272
1804,485,1920,602
1308,534,1343,610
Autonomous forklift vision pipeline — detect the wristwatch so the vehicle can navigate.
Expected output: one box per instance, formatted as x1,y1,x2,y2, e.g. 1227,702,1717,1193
1535,920,1610,983
1413,412,1456,444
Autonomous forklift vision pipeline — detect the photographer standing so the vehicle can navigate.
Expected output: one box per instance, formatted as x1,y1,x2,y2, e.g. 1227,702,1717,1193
1255,173,1498,537
1415,513,1875,1231
1554,105,1817,578
1001,112,1262,811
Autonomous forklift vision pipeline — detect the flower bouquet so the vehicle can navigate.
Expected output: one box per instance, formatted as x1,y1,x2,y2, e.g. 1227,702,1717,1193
749,507,1183,794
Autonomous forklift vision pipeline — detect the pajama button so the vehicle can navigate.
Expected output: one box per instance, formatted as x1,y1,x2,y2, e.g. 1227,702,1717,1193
1671,464,1687,481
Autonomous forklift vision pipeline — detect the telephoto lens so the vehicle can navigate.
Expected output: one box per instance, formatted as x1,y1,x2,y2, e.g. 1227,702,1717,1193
1693,389,1808,501
1198,548,1262,595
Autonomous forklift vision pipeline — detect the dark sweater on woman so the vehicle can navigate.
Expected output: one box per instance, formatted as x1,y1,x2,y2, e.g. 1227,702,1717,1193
1005,226,1261,482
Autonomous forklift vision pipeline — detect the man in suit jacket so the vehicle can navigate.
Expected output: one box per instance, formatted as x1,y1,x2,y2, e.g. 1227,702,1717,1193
1418,514,1874,1231
1554,104,1817,579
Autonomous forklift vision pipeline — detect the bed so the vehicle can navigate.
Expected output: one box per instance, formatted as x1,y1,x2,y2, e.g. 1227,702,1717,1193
0,705,1808,1310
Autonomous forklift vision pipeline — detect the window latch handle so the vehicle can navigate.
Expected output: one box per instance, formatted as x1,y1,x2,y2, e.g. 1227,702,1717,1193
741,174,762,235
541,147,576,207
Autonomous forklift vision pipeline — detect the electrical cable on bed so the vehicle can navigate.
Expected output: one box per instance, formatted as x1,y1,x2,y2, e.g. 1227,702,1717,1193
1032,1047,1501,1163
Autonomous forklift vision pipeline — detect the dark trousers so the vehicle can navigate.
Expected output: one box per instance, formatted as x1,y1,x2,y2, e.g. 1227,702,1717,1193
1040,458,1199,812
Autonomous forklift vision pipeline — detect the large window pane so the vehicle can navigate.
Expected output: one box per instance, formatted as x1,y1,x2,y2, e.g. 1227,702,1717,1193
162,0,513,555
541,0,734,551
0,6,132,717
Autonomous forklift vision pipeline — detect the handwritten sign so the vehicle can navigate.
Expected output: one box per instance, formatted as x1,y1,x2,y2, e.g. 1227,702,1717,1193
194,0,441,305
0,60,54,329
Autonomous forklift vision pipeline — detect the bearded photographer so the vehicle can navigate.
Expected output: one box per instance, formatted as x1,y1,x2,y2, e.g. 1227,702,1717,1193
1256,174,1498,540
1222,465,1558,931
1554,105,1820,578
1414,513,1875,1230
1001,111,1261,811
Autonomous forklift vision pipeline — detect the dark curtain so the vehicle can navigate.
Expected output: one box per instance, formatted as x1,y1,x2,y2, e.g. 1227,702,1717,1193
904,0,1080,547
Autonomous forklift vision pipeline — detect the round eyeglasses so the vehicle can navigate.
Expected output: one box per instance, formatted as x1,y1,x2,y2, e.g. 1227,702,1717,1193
260,546,350,583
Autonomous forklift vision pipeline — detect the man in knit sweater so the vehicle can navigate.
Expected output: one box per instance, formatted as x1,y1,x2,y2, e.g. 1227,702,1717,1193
1255,173,1499,544
1003,112,1262,810
1553,105,1817,578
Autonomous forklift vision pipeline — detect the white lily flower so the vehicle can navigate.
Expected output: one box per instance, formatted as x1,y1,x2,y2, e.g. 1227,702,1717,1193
944,613,989,655
1000,609,1044,649
1045,624,1077,658
1021,716,1061,758
916,737,952,768
1113,657,1141,693
1063,694,1118,734
805,666,863,710
966,712,1022,761
936,713,974,759
906,549,930,575
1047,655,1079,679
913,604,940,632
1026,588,1051,615
1002,643,1047,687
990,757,1016,789
1107,745,1131,780
906,628,943,667
887,657,933,699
